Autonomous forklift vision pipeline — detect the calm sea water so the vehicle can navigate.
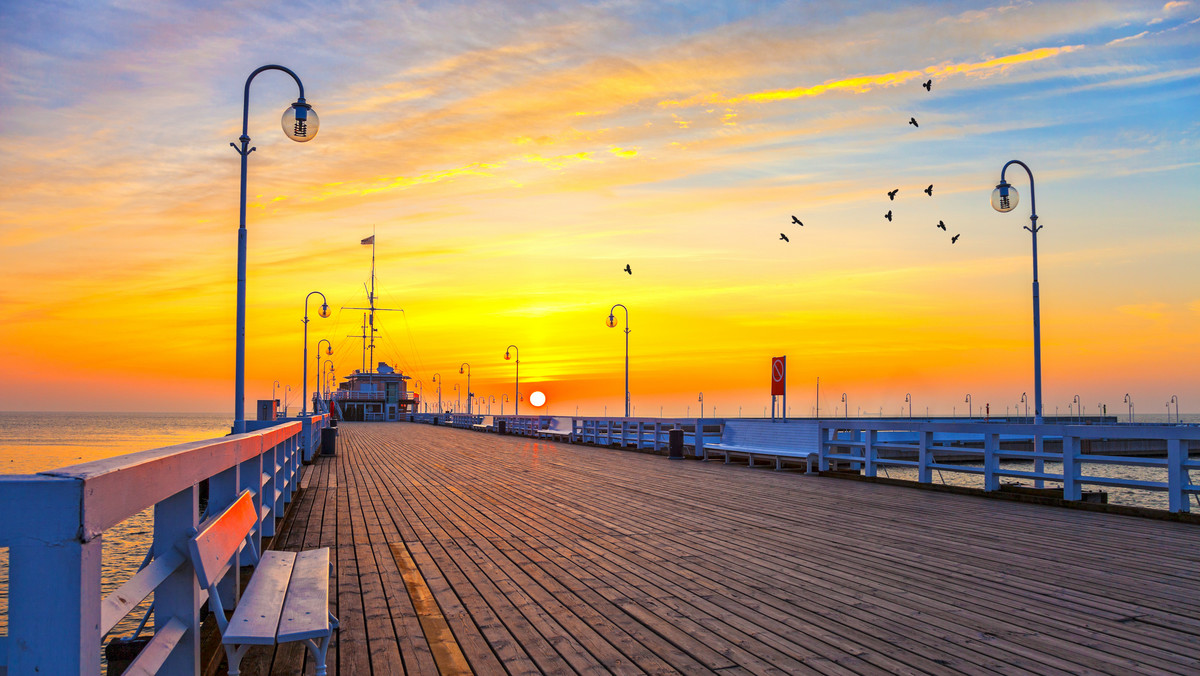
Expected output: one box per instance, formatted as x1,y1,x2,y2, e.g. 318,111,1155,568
0,412,230,649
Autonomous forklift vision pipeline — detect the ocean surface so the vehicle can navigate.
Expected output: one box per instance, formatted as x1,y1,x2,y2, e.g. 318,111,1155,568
0,411,1194,654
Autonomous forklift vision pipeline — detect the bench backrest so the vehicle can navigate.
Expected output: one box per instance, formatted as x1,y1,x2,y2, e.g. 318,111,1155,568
480,416,494,426
721,420,820,452
189,489,259,590
547,417,572,431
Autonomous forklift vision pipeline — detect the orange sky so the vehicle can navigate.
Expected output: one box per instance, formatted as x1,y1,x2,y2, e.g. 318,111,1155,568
1,1,1197,417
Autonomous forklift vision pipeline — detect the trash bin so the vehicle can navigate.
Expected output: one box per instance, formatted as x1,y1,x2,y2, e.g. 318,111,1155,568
433,416,439,425
321,426,337,456
668,428,684,460
498,420,507,434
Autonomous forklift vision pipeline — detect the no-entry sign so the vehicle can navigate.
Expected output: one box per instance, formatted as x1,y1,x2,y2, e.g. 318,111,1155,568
771,356,786,396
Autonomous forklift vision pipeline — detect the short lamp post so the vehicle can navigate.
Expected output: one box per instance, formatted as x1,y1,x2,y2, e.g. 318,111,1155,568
460,363,472,415
841,393,847,418
698,392,704,419
1124,393,1134,423
992,160,1043,424
965,394,972,419
1021,392,1029,421
502,394,509,416
606,304,630,417
302,291,330,415
1073,394,1081,424
232,65,318,433
453,383,460,414
323,360,334,399
1170,395,1179,424
905,393,912,418
505,345,520,416
272,380,281,408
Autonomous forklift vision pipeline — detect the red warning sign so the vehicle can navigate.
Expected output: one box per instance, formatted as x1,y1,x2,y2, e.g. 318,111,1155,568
771,356,786,396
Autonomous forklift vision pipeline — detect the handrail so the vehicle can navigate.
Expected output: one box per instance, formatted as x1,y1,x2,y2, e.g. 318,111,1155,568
0,414,329,674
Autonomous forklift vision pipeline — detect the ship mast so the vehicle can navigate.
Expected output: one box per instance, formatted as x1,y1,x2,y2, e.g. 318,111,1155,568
343,229,402,373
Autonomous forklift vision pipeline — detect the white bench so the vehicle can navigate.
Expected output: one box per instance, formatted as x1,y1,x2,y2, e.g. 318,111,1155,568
539,416,575,441
472,415,495,432
705,420,820,472
189,490,338,676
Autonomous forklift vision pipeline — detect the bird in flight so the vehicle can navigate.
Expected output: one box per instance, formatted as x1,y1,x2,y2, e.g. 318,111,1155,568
922,79,932,91
937,220,947,231
887,189,899,200
884,210,893,222
791,215,803,226
780,233,790,242
951,234,960,244
909,117,919,127
624,264,632,274
924,184,933,196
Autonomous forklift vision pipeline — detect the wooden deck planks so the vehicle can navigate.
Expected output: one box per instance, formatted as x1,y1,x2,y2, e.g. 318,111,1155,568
252,422,1200,675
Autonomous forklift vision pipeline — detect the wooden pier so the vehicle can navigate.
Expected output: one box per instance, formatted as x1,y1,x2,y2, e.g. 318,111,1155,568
252,421,1200,675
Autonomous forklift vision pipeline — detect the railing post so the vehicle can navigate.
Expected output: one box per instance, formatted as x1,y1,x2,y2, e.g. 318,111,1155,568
239,447,263,573
153,484,200,674
819,425,830,471
918,430,932,483
1062,435,1081,501
5,477,101,675
654,421,662,451
1034,432,1045,489
261,440,277,537
864,429,876,477
1167,438,1186,513
984,432,1000,491
695,419,706,458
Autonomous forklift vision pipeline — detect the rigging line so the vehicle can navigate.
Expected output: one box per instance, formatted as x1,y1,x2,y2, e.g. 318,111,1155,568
377,276,430,380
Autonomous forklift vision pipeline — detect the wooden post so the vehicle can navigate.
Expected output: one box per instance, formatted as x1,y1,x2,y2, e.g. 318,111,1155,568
984,432,1000,491
1167,438,1185,513
5,477,101,675
864,429,876,477
1062,435,1081,501
695,419,706,458
918,430,933,483
208,465,240,608
153,484,200,674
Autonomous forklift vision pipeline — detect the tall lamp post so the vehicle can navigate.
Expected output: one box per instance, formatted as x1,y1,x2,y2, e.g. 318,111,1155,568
315,339,332,410
323,360,334,399
501,394,509,416
272,380,281,407
460,363,472,415
302,291,331,415
606,304,631,417
232,65,318,433
505,345,520,416
992,160,1043,424
432,373,442,413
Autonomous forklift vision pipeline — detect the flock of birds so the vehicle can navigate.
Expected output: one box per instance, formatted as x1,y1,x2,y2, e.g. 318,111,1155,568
625,79,952,276
778,77,961,250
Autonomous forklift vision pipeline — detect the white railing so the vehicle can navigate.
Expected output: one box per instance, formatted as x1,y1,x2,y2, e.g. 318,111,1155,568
0,414,328,674
818,420,1199,512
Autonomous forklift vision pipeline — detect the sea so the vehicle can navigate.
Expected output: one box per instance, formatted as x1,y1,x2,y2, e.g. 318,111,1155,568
0,410,1194,657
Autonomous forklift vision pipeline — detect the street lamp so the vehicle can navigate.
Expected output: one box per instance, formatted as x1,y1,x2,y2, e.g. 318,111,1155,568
965,394,972,419
323,360,334,399
302,291,330,415
460,363,472,415
272,380,281,407
698,392,704,418
905,393,911,418
505,345,519,416
1021,392,1028,421
1170,395,1179,424
283,385,292,416
1124,393,1134,423
992,160,1043,424
489,395,495,414
231,65,319,434
606,304,631,417
1073,394,1081,424
432,373,442,413
315,339,332,410
501,393,509,416
841,393,847,418
453,383,460,414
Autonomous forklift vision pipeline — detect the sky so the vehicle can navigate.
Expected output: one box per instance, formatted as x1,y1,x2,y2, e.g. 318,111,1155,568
0,0,1197,418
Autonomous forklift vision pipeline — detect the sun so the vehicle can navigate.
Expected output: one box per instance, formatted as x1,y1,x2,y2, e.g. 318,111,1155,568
529,391,546,407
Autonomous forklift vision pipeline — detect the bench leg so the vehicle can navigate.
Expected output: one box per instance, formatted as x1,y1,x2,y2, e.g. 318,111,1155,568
775,457,783,471
225,643,252,676
305,632,334,676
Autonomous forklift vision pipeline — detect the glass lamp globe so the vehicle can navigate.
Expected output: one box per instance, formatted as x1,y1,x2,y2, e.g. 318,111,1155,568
282,101,319,142
991,181,1018,213
459,367,465,374
606,315,617,328
326,346,333,356
318,303,330,318
504,352,511,360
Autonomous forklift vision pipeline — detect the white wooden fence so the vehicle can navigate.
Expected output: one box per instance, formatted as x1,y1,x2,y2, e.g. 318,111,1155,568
0,414,328,675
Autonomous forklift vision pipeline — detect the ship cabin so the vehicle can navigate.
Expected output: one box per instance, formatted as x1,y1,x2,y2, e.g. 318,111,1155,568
332,362,419,421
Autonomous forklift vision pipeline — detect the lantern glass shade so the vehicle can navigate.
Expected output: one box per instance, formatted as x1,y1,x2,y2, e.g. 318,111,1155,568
282,102,319,142
318,303,330,318
991,183,1018,213
606,315,617,328
504,352,511,360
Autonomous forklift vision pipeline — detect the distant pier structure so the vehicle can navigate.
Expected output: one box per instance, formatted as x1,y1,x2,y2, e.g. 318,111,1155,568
327,361,419,421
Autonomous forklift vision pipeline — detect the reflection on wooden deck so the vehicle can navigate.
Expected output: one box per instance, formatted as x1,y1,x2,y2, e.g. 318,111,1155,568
245,422,1200,675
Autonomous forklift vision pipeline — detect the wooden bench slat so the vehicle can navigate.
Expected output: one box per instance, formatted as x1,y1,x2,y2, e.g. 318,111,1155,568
101,546,186,635
277,548,333,642
121,616,187,676
224,550,295,645
189,491,258,588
